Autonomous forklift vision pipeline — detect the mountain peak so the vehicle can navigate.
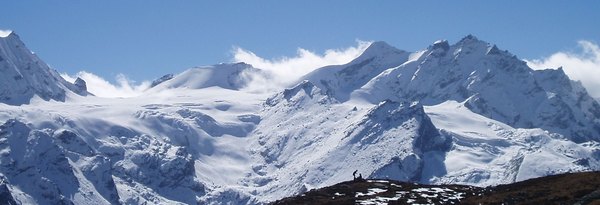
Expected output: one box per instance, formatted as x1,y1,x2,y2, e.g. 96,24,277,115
459,34,487,44
368,41,393,49
461,34,479,41
358,41,405,59
150,74,174,87
216,62,253,69
345,40,408,66
301,40,410,102
0,30,23,46
486,44,502,55
0,31,89,105
456,34,490,46
147,62,269,91
0,30,14,38
0,31,23,46
358,35,600,142
431,39,450,51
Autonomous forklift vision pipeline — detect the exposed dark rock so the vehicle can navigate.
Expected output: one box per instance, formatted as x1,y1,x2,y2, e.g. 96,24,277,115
73,77,87,94
150,74,174,87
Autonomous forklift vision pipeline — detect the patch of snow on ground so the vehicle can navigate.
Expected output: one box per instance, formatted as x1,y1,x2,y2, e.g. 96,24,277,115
357,195,401,205
355,188,388,197
367,180,390,183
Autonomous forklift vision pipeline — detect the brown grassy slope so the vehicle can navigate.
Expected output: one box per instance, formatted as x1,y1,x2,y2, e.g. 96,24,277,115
271,171,600,205
464,171,600,205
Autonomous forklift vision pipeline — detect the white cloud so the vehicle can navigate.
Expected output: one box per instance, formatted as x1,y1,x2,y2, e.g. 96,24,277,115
0,30,13,37
57,42,371,97
232,40,371,86
526,40,600,99
61,71,151,98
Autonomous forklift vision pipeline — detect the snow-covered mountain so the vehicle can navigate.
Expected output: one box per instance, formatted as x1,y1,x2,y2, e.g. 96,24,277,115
248,82,452,201
1,32,600,204
148,62,270,92
0,31,89,105
302,41,410,101
305,35,600,142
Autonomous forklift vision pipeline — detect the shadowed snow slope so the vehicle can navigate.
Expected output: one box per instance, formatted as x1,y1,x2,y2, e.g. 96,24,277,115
1,34,600,204
251,86,452,201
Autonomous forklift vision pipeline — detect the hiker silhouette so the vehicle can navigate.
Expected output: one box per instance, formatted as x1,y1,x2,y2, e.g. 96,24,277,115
353,170,365,181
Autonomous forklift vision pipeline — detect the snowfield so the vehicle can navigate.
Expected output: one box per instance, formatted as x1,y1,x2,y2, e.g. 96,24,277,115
1,32,600,204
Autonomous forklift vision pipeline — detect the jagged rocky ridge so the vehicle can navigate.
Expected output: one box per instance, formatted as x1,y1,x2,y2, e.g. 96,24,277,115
0,32,599,204
0,32,89,105
304,35,600,142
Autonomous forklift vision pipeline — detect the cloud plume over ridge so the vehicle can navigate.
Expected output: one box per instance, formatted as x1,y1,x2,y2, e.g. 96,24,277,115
526,40,600,99
232,40,371,86
61,71,151,98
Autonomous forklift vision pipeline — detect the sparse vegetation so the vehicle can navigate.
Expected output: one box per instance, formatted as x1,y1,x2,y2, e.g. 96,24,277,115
272,171,600,205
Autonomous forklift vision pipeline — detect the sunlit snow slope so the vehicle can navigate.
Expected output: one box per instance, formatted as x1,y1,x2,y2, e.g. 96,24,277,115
1,32,599,204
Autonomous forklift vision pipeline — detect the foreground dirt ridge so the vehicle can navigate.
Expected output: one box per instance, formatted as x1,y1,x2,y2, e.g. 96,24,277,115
272,171,600,205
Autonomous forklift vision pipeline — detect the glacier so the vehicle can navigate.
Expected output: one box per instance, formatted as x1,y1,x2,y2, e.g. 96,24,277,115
0,32,599,204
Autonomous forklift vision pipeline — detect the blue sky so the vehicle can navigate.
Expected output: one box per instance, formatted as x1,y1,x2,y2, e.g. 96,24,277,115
2,1,600,85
